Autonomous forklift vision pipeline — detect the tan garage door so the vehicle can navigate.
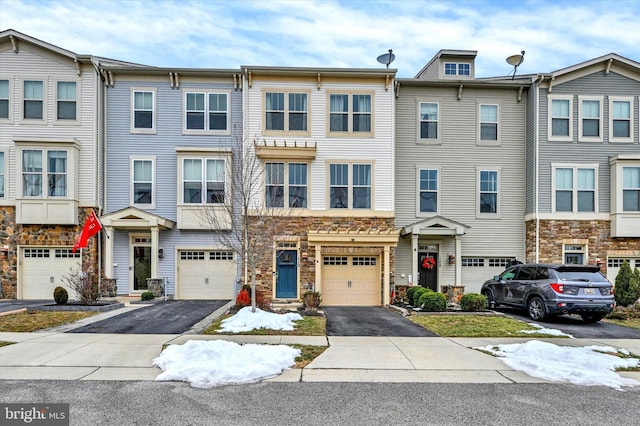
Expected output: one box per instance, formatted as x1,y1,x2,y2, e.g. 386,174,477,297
322,255,380,306
21,247,81,300
177,250,236,300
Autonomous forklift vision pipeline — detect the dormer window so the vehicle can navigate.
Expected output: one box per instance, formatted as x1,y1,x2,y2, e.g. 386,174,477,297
444,63,470,76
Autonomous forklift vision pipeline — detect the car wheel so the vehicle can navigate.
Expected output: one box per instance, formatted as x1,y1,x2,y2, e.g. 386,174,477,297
527,297,547,321
580,313,605,324
482,290,497,308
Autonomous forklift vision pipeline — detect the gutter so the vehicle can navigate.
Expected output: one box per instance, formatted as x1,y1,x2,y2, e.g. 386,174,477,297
534,74,545,263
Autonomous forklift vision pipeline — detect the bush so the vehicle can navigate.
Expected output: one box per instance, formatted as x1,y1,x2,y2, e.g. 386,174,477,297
614,261,640,307
418,291,447,312
141,291,155,301
406,287,419,304
53,286,68,305
61,259,106,305
459,293,487,312
235,289,250,307
412,287,430,306
302,291,322,309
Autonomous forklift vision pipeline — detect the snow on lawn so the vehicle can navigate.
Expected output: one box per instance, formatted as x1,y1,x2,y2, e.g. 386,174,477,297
217,306,303,333
153,340,301,388
153,308,307,387
477,340,640,390
518,323,574,338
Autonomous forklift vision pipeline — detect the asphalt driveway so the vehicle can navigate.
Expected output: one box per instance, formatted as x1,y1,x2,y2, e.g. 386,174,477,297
67,300,229,334
323,306,437,337
0,300,52,313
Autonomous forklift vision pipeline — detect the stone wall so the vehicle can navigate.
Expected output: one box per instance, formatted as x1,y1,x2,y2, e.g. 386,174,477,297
0,207,100,299
525,219,639,275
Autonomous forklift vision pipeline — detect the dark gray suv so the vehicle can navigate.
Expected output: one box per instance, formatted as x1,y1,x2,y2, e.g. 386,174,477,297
481,263,615,323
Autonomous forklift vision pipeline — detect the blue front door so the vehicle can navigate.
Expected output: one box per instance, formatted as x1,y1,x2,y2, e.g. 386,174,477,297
276,250,297,298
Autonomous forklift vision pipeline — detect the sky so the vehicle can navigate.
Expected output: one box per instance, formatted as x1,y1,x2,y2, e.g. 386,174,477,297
2,0,639,78
152,307,640,389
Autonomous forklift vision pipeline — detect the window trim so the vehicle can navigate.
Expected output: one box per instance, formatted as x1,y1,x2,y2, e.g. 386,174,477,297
551,163,599,213
326,91,375,138
443,62,471,76
609,96,634,143
181,157,228,205
54,79,80,124
622,166,640,212
0,76,12,122
130,157,156,208
130,88,157,134
262,89,311,136
264,161,309,209
182,90,231,135
416,167,440,217
327,161,374,210
477,168,501,217
0,150,5,198
478,103,500,145
17,145,77,200
547,94,574,142
417,101,440,144
563,243,587,265
21,78,45,122
578,95,603,142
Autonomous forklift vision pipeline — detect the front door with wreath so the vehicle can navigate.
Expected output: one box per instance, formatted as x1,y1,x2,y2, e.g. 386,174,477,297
418,252,438,291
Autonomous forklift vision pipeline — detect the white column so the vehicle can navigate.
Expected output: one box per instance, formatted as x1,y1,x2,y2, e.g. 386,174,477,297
455,234,462,285
314,245,322,293
383,246,390,305
104,226,115,278
151,226,159,278
411,233,419,286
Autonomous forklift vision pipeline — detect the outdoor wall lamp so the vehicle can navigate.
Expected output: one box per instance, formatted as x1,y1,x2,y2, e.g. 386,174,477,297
448,254,455,265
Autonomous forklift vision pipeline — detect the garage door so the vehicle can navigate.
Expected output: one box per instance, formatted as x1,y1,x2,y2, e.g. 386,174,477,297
321,256,380,306
177,250,236,300
607,257,640,284
21,247,81,300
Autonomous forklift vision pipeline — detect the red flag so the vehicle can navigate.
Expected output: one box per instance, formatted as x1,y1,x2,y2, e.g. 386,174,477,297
72,210,103,253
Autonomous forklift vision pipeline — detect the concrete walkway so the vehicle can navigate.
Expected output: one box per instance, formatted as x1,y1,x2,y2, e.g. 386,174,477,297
1,328,639,384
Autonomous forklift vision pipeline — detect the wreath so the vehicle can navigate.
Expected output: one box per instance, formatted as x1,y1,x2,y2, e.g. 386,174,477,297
421,256,436,270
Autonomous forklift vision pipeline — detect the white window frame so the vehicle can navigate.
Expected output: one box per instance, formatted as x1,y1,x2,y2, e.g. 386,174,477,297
547,95,573,142
55,80,80,123
416,167,439,216
181,157,227,205
0,76,11,121
21,78,45,122
622,166,640,212
264,162,309,209
609,96,634,143
263,90,310,135
183,90,230,135
19,148,71,198
328,162,373,210
130,157,156,208
578,95,603,142
327,91,374,137
477,168,500,217
478,103,500,145
130,88,157,134
0,151,5,198
551,163,599,213
418,101,440,143
563,243,587,265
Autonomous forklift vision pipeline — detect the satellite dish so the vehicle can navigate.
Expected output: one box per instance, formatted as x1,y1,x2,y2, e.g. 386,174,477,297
505,50,525,80
377,49,395,69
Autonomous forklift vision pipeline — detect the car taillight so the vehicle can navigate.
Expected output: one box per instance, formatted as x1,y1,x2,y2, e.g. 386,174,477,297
550,283,564,293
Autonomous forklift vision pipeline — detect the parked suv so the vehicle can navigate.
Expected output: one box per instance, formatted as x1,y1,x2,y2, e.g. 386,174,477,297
481,263,614,323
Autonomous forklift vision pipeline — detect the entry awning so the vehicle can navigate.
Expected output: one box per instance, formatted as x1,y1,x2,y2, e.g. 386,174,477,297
308,229,399,245
400,216,469,237
100,206,176,230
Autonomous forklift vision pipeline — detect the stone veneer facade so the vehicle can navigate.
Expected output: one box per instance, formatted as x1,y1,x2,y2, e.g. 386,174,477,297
248,215,396,302
525,219,639,275
0,207,100,299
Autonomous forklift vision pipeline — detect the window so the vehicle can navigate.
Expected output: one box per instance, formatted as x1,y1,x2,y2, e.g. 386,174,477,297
554,166,596,212
22,149,67,197
24,80,43,119
185,92,228,132
444,63,470,76
419,168,438,213
419,102,438,139
579,97,603,141
551,98,570,137
610,98,632,141
329,163,371,209
56,81,76,120
183,158,225,204
458,64,470,76
265,92,308,132
444,63,457,75
0,79,8,119
479,170,498,214
132,159,153,205
0,152,4,197
132,90,155,131
623,167,640,211
479,104,498,141
462,258,484,267
289,163,308,208
329,93,372,134
564,244,585,265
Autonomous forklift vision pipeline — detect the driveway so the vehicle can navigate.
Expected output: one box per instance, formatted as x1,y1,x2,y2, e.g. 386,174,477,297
67,300,229,334
0,300,52,313
497,308,640,339
323,306,437,337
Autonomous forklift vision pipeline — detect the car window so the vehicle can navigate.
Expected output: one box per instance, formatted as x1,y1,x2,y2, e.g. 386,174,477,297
557,271,607,282
500,267,517,280
515,266,536,280
536,267,549,280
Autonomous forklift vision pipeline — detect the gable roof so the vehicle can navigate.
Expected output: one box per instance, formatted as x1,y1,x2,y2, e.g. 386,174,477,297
1,28,81,60
549,52,640,77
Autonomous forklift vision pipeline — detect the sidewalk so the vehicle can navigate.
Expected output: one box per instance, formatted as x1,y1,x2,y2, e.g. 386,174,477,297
1,328,639,383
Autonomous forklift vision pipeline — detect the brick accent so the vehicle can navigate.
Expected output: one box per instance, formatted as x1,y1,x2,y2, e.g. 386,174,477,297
0,207,100,299
525,219,640,275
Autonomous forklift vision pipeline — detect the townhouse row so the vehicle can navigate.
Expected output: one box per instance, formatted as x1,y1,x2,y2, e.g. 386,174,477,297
1,30,639,304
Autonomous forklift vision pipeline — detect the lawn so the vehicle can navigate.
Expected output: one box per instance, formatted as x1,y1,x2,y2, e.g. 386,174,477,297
604,318,640,329
0,311,96,332
409,314,569,338
202,314,326,336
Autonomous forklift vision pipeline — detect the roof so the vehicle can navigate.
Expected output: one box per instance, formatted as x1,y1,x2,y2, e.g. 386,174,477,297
241,65,397,78
0,28,81,61
414,49,477,79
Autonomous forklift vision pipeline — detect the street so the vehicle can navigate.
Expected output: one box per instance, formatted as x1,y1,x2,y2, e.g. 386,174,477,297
1,380,638,425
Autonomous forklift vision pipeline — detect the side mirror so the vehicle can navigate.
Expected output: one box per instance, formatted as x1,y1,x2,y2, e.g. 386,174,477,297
493,275,500,281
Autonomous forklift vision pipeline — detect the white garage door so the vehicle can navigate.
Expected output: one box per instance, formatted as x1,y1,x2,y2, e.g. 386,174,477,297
607,257,640,284
21,247,81,300
177,250,236,300
321,256,380,306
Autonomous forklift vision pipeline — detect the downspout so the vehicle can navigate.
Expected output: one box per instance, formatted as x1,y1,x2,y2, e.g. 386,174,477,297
534,75,545,263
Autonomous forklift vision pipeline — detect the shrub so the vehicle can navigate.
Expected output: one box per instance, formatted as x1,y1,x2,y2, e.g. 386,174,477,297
141,291,155,301
406,286,419,304
53,286,68,305
614,261,640,307
418,291,447,312
302,291,322,309
412,287,430,306
235,289,250,307
62,260,106,305
459,293,487,312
